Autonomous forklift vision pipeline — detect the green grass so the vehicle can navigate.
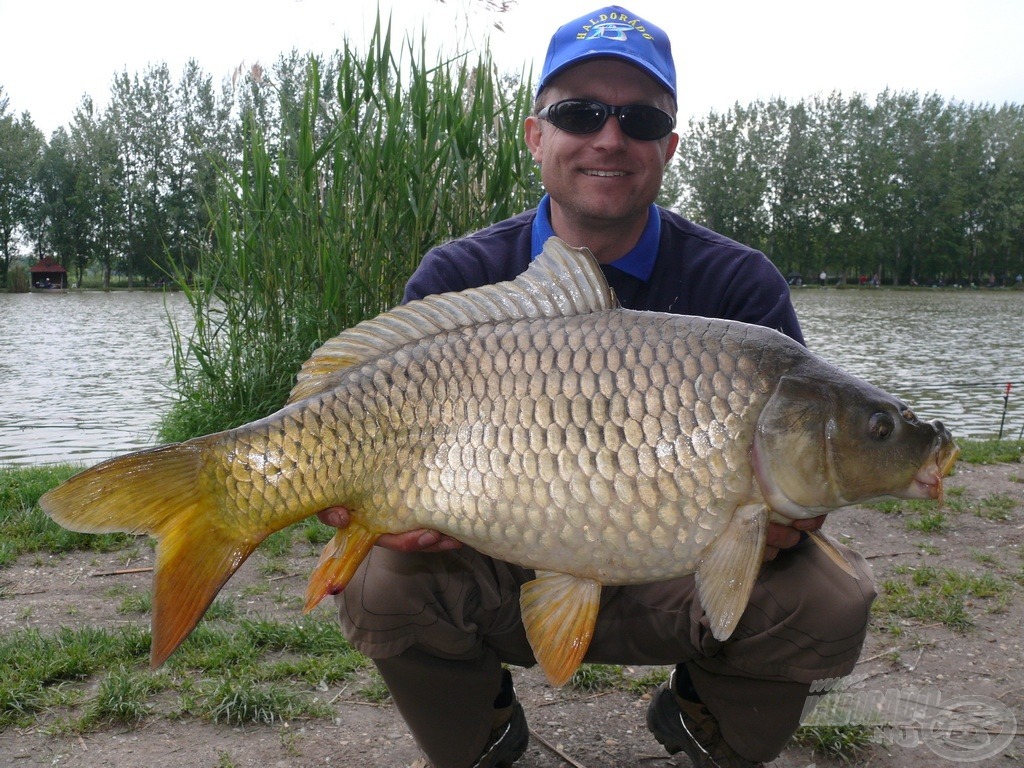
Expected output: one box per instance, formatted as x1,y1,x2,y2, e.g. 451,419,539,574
873,566,1013,632
870,482,1019,530
0,465,136,567
115,591,152,615
566,663,669,697
181,676,333,725
357,671,392,704
0,625,150,728
793,723,875,762
569,663,626,692
0,612,368,732
956,439,1024,465
904,510,946,532
969,493,1016,521
74,666,164,730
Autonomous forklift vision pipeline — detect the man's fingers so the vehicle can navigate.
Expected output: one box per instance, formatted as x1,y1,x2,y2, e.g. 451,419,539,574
376,530,463,553
766,523,802,551
316,507,350,528
791,514,827,532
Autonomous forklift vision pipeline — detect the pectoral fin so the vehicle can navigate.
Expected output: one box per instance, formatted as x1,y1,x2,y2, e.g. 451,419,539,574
519,571,601,687
696,504,770,642
303,522,379,612
807,530,860,580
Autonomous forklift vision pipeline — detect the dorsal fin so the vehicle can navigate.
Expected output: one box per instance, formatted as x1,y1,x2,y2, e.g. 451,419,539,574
286,236,617,404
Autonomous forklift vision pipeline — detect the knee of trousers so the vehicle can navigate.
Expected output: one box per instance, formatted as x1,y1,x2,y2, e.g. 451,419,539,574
715,541,878,680
333,546,525,662
795,541,878,639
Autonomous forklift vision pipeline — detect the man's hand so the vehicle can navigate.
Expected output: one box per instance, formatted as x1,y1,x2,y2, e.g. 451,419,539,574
764,515,826,562
315,507,462,553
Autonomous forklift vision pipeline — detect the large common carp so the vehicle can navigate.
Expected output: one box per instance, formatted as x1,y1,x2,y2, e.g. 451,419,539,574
41,237,958,686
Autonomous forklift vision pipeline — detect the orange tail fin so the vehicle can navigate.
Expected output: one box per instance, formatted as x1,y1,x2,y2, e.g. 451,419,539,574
39,442,262,667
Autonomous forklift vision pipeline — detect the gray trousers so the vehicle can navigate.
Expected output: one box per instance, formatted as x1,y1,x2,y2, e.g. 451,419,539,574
335,539,875,766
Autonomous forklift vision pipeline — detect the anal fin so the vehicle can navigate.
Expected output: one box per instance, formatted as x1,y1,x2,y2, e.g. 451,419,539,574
519,571,601,687
807,530,860,579
696,504,770,642
303,522,379,612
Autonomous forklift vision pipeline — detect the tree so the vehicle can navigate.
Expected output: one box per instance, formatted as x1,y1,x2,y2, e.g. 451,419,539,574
165,60,227,278
0,90,45,287
677,104,770,248
108,64,176,284
34,128,88,278
69,98,126,287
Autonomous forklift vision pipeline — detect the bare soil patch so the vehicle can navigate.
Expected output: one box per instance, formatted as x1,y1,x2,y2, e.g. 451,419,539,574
1,462,1022,767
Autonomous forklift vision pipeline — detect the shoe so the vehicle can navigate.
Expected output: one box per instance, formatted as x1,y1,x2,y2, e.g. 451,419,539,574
646,667,763,768
470,669,529,768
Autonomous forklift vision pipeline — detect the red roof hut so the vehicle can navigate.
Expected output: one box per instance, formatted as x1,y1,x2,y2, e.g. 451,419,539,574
29,257,68,290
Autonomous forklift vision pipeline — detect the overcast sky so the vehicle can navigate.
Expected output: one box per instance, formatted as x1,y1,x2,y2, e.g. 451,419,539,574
2,0,1023,136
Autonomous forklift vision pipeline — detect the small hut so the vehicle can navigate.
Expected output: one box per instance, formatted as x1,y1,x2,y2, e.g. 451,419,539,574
29,257,68,290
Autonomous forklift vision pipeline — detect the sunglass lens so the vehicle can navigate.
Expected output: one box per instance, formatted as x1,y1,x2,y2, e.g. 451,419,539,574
551,100,606,133
620,106,674,141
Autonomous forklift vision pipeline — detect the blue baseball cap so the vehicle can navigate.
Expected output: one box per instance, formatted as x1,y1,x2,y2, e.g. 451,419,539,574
536,6,676,102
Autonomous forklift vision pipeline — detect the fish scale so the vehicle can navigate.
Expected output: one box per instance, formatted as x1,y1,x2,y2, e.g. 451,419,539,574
207,309,771,583
40,236,958,686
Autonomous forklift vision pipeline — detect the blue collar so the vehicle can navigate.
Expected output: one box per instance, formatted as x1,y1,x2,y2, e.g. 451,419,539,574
530,195,661,282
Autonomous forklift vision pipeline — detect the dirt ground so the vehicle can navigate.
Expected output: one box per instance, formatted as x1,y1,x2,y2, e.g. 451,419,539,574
1,461,1022,768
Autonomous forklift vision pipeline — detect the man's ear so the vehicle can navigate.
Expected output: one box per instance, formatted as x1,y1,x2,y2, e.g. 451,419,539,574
524,115,544,163
663,131,679,164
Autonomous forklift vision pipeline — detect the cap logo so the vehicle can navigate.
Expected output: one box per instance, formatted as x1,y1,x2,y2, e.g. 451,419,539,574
576,12,654,41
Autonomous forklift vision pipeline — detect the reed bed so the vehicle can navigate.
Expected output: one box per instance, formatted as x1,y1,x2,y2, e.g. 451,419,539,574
162,18,538,441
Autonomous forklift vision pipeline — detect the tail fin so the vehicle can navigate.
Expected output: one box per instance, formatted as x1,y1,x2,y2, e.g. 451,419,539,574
39,442,261,668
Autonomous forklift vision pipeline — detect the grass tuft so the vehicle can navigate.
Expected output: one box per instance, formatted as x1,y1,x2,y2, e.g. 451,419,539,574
794,723,875,761
568,664,625,692
76,667,159,729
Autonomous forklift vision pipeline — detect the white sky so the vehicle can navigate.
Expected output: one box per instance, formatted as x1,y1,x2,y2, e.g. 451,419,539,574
2,0,1023,137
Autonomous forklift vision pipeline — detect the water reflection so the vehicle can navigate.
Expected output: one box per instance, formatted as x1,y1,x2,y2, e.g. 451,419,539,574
0,291,192,466
1,288,1022,468
793,288,1024,441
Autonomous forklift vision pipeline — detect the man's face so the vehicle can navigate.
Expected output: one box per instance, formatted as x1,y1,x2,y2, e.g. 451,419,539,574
525,59,679,238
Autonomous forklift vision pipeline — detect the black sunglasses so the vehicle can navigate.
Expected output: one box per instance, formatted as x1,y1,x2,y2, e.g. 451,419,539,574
537,98,676,141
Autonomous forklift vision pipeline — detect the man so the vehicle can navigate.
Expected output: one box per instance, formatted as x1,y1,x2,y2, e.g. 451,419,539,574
318,6,875,767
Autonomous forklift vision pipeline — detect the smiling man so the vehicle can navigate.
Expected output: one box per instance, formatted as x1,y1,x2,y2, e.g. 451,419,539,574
317,6,875,767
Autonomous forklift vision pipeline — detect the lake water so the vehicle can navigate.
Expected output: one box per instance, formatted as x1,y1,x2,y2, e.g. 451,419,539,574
1,288,1022,468
792,288,1024,442
0,291,193,466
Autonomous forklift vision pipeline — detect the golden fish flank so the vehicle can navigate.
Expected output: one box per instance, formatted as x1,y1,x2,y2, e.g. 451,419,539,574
40,236,959,687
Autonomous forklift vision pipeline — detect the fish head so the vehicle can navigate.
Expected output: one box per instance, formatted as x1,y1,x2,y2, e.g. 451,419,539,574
752,372,959,520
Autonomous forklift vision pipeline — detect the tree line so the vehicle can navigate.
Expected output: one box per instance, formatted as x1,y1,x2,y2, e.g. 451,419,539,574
678,91,1024,286
0,52,327,289
1,48,1023,290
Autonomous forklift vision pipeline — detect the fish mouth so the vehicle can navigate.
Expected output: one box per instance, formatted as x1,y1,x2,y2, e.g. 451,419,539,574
909,439,961,504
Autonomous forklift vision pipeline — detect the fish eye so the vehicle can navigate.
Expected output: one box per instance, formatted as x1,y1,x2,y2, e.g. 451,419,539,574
869,412,896,440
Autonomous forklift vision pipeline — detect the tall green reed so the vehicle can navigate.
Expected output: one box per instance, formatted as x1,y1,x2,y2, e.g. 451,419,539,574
162,17,538,440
